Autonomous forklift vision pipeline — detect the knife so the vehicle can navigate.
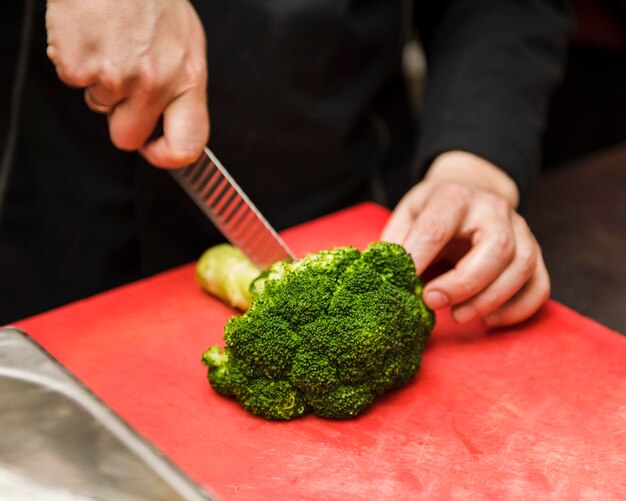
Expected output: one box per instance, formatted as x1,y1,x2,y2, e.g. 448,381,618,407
170,147,295,270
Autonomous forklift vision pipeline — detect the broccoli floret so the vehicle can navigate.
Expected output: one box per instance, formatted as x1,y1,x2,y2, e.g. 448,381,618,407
200,242,434,420
239,379,309,420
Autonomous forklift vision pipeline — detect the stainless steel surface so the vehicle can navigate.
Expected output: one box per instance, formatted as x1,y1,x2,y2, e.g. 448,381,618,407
0,328,216,501
171,147,295,269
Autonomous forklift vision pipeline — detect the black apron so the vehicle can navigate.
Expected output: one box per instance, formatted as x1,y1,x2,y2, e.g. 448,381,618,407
0,0,416,323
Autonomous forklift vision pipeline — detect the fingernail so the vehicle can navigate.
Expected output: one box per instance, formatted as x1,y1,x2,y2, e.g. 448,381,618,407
454,305,476,324
424,290,449,310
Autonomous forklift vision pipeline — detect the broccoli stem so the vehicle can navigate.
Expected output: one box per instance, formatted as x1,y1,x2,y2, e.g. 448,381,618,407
195,244,261,310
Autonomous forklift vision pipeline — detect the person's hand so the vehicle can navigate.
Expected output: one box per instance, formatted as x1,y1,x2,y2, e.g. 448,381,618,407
46,0,209,167
382,151,550,327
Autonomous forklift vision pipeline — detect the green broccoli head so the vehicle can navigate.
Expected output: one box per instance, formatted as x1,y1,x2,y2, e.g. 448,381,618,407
201,242,434,420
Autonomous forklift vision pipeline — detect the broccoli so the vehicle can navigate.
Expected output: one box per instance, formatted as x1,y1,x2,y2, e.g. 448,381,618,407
199,242,434,420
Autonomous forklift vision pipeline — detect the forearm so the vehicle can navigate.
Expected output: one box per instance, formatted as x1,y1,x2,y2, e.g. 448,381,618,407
414,0,571,206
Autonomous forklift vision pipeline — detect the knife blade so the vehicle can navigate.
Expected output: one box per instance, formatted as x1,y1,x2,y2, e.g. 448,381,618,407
170,147,295,270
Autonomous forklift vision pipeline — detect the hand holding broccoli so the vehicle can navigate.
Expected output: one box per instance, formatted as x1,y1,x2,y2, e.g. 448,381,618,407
383,151,550,327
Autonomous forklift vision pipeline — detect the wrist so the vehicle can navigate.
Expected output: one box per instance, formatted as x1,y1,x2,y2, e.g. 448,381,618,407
425,150,520,209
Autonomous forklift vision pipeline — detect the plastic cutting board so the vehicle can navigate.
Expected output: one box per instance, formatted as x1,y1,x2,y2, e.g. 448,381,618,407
15,203,626,500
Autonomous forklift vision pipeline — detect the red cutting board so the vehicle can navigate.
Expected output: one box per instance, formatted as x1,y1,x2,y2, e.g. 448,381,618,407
15,203,626,500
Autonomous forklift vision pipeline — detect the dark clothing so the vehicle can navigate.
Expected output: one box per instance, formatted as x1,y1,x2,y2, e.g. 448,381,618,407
0,0,569,324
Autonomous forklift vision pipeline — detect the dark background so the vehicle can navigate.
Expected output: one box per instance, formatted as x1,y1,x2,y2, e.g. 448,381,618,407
529,0,626,334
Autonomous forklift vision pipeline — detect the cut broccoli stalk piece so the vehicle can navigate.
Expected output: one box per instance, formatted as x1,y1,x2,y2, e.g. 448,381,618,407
196,243,261,310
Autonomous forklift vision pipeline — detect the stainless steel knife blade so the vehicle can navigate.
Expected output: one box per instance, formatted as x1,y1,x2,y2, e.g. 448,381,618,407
171,147,295,269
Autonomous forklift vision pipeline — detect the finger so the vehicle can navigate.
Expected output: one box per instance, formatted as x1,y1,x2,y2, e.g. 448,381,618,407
450,215,539,323
139,88,209,168
381,206,412,246
84,84,126,114
482,254,551,327
51,58,98,89
380,193,422,246
107,93,163,151
402,183,470,275
422,207,515,310
85,91,114,114
86,82,127,106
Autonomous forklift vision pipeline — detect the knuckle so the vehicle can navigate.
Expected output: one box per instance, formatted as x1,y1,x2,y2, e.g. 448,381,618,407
454,275,480,299
489,228,515,256
438,182,472,204
179,53,208,91
56,62,91,87
484,192,511,214
188,61,208,87
177,69,207,100
515,213,530,231
99,68,126,93
414,214,448,244
46,45,58,64
137,63,162,100
478,290,505,311
515,247,538,277
514,215,537,242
